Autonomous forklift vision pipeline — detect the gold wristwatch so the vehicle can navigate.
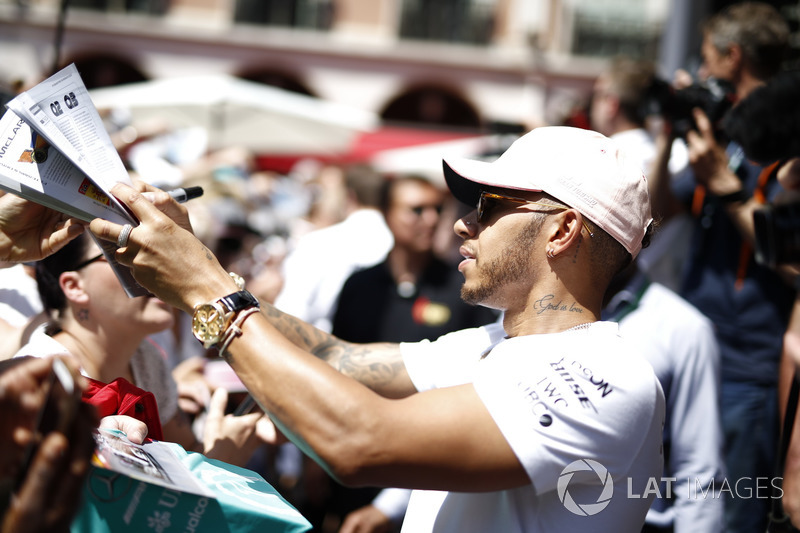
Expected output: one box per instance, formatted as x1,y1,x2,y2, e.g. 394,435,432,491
192,290,260,349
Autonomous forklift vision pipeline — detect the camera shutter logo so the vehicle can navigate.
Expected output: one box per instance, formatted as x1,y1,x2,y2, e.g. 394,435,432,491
557,459,614,516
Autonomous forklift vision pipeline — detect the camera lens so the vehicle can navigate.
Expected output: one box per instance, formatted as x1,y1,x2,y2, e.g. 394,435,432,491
754,203,800,268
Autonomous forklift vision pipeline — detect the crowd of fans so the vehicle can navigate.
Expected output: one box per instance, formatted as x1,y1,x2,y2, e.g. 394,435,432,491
3,2,800,532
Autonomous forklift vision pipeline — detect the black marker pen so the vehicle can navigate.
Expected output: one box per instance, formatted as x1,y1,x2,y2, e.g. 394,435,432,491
167,186,204,203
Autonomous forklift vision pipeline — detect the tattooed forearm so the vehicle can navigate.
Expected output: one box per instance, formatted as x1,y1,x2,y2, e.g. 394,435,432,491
262,304,329,352
260,304,408,396
314,341,404,392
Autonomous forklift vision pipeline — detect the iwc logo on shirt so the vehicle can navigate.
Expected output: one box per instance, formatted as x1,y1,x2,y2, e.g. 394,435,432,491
557,459,614,516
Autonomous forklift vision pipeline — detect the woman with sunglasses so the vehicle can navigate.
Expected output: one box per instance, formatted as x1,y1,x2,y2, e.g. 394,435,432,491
13,232,267,467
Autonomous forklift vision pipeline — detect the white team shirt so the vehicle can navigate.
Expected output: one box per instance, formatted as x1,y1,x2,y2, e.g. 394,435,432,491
400,321,665,533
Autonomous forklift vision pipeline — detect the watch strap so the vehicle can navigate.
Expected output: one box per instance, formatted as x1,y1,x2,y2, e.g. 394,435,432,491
218,290,260,314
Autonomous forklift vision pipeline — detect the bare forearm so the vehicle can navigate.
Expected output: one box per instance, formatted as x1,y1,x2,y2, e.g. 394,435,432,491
260,302,336,355
260,303,411,397
222,313,393,480
222,318,524,492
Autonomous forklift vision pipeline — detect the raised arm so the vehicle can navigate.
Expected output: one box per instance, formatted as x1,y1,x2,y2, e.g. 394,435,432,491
89,184,527,492
686,109,761,244
260,303,412,399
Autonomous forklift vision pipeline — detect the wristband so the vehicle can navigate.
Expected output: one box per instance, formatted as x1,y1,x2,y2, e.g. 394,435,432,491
218,307,261,358
716,189,750,204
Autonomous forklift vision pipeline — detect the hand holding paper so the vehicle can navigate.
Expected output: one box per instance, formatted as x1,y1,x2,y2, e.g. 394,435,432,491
0,64,146,295
0,193,85,262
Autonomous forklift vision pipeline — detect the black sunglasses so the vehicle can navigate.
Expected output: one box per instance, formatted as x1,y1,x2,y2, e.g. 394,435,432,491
476,191,593,237
73,253,106,271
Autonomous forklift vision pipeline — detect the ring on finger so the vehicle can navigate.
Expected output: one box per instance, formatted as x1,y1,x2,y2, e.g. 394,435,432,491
117,224,134,248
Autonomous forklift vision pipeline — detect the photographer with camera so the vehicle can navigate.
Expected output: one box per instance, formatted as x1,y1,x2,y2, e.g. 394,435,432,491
590,57,725,533
648,4,793,533
722,69,800,531
590,56,693,292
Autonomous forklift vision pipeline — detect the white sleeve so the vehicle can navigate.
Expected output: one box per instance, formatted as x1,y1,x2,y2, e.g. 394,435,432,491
471,333,663,495
662,317,725,533
372,488,412,523
400,323,504,391
620,285,726,533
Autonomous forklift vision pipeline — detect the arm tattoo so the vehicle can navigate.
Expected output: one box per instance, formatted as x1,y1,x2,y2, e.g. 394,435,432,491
314,340,404,391
261,304,404,391
262,304,328,351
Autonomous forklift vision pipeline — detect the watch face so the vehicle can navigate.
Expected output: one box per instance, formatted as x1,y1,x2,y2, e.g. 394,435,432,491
192,303,226,345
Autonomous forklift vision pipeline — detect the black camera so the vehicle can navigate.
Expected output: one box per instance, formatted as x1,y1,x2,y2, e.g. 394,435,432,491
753,193,800,268
643,77,736,139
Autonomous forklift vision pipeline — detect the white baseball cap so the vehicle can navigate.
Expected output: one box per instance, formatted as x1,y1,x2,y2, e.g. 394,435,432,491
442,126,652,258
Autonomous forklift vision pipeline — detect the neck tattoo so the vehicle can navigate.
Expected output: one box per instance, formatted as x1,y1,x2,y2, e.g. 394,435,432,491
533,294,584,315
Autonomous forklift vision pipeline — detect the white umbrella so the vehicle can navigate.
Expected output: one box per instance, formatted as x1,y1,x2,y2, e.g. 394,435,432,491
88,74,379,154
370,133,515,185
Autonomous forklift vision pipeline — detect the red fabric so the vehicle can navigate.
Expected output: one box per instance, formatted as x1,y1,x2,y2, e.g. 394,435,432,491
82,377,164,441
255,125,482,173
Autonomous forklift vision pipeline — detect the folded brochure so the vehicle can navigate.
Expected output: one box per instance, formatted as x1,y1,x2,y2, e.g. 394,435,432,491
0,64,147,296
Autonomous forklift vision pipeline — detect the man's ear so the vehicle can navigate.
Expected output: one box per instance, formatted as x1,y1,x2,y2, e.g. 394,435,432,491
59,271,89,306
726,43,743,72
547,209,586,257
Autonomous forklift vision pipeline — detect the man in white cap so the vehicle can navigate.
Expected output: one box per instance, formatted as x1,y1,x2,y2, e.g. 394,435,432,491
91,126,665,533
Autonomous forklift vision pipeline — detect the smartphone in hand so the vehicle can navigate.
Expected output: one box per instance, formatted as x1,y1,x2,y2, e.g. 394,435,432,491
233,394,257,416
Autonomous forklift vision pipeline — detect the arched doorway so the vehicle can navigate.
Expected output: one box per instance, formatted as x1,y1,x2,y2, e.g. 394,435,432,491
237,68,315,97
64,54,148,89
381,85,482,129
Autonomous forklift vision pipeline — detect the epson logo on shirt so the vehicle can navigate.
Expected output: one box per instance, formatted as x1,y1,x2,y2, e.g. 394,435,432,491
517,357,616,427
569,360,614,399
544,358,598,412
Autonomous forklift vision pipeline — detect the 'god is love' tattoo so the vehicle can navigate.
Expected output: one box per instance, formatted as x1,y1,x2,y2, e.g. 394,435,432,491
533,294,583,315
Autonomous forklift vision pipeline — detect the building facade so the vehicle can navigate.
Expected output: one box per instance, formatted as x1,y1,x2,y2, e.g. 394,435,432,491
3,0,793,134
